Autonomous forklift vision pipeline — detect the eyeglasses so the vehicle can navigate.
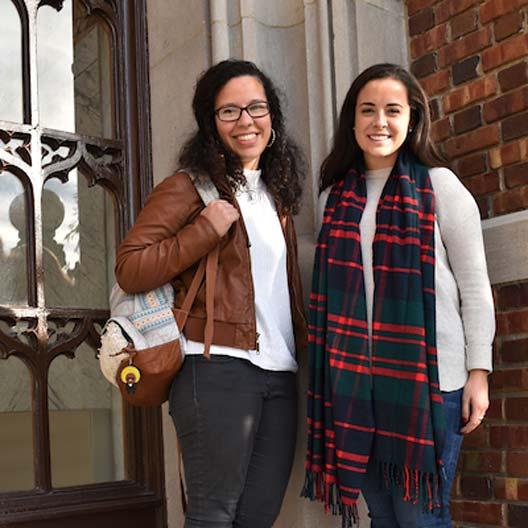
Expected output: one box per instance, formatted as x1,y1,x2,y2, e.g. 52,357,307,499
215,101,270,122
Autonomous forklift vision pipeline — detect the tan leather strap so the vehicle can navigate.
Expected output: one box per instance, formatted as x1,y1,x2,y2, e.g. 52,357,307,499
175,258,207,329
174,247,219,358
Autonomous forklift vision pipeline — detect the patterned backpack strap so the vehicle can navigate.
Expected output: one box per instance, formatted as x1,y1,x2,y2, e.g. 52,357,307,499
180,167,220,205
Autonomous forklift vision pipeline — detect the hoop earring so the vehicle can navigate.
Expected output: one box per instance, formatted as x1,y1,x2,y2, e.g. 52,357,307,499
267,128,276,148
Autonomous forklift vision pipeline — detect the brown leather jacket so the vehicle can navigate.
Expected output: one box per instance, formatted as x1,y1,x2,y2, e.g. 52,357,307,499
115,171,307,356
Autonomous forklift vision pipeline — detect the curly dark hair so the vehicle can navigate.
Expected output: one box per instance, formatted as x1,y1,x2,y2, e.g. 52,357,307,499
179,59,304,214
320,63,446,191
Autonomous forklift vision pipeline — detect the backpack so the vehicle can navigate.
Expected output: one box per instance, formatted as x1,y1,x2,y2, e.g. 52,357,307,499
98,171,219,405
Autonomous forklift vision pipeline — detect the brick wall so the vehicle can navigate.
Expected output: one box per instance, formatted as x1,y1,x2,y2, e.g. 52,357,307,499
406,1,528,527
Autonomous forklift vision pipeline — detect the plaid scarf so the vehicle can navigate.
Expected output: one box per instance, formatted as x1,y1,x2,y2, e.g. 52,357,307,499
302,152,446,526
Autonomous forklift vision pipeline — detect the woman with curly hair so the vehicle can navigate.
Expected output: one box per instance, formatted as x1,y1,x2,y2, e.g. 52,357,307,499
115,59,306,527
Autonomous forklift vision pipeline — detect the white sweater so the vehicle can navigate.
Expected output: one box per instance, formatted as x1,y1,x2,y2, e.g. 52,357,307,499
186,169,298,372
318,167,495,391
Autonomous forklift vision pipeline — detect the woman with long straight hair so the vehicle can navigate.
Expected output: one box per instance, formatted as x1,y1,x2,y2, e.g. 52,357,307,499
116,59,306,527
302,63,494,527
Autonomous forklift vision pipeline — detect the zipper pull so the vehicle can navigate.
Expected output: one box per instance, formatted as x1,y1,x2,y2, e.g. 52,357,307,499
255,332,260,354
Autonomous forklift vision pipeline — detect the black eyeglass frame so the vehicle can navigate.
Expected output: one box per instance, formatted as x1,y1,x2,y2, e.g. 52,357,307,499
214,101,271,122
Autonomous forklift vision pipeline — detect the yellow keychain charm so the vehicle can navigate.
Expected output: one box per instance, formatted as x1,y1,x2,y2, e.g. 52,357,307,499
120,364,141,394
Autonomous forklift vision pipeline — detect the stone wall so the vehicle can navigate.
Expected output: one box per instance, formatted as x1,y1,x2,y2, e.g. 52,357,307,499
406,1,528,526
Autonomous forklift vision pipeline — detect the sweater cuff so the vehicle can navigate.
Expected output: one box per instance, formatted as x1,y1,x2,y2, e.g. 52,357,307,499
466,343,493,373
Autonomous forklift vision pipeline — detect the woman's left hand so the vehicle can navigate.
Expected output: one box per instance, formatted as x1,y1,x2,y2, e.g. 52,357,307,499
460,369,489,435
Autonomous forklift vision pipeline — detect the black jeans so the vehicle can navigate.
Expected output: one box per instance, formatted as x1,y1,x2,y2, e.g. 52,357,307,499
169,355,297,528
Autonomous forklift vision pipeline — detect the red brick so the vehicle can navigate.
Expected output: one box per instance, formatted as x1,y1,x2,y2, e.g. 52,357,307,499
491,367,528,392
494,186,528,214
490,424,528,448
453,105,481,134
420,69,451,95
496,281,528,310
456,152,488,177
505,162,528,188
517,479,528,501
507,452,528,477
460,451,503,472
432,116,451,141
509,503,528,527
409,7,435,36
411,53,438,78
500,338,528,364
482,33,528,72
506,397,528,421
518,480,528,501
450,500,503,524
494,477,514,500
407,0,438,17
461,475,492,500
496,309,528,334
411,24,448,59
452,55,480,85
493,477,528,501
483,87,528,123
435,0,481,25
498,61,528,92
487,397,503,420
480,0,528,24
438,27,491,68
494,477,528,501
443,76,497,113
494,10,524,42
461,423,489,448
444,124,500,158
450,8,478,39
463,172,500,196
489,138,528,169
502,110,528,142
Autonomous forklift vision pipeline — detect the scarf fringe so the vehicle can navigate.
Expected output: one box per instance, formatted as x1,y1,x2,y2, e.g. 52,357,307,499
379,461,442,512
301,470,359,527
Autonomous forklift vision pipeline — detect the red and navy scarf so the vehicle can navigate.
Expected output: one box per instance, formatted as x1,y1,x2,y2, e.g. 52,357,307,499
302,152,446,526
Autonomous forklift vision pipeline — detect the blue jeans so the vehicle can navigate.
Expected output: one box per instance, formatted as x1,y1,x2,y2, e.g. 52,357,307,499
362,389,463,528
169,355,297,528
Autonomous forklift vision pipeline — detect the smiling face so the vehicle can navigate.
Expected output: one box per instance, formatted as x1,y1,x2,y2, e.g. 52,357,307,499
354,77,411,170
214,75,272,170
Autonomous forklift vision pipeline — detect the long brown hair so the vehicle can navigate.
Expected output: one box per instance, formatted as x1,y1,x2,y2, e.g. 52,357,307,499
320,63,446,191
